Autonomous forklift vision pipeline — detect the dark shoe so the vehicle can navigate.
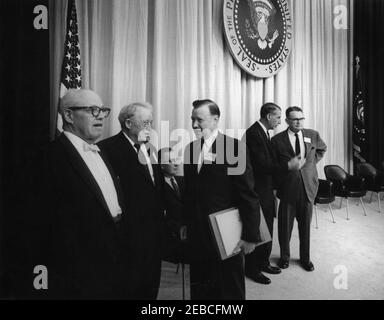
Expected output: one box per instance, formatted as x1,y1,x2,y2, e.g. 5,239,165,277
300,261,315,272
262,265,281,274
246,272,271,285
278,259,289,269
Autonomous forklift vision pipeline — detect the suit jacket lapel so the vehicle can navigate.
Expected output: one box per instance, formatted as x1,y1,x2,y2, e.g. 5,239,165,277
165,180,181,200
189,139,201,176
255,122,273,154
199,133,220,175
58,134,114,220
117,132,155,187
302,129,310,158
283,129,296,157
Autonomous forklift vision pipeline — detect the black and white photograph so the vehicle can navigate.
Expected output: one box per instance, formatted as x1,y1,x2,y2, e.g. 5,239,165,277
0,0,383,305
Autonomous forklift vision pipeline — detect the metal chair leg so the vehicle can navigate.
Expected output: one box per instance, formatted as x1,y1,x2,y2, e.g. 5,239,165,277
346,198,349,220
329,203,336,223
181,263,185,300
378,193,382,214
359,197,367,216
314,205,318,229
339,197,343,209
369,191,373,203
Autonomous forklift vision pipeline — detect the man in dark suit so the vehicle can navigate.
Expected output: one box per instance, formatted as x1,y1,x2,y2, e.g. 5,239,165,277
27,89,129,299
271,106,327,271
158,147,186,264
183,99,261,300
98,102,164,300
243,103,301,284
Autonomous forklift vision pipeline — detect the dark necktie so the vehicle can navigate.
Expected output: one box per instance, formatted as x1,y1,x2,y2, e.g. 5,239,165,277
134,143,141,154
295,133,301,157
266,130,270,141
170,177,180,198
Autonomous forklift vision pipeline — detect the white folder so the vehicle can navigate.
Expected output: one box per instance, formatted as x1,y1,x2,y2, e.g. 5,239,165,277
208,207,271,260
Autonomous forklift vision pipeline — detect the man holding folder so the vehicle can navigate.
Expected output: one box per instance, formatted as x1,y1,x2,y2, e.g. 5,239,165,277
183,99,261,300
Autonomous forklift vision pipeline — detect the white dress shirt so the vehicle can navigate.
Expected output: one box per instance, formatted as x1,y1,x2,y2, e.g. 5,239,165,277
122,132,155,184
288,129,305,160
198,129,219,173
63,131,122,218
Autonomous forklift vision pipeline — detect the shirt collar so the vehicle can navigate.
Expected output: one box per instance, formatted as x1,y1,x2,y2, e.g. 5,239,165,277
257,120,269,137
288,129,303,137
203,129,219,149
164,175,174,183
64,131,97,153
122,131,139,150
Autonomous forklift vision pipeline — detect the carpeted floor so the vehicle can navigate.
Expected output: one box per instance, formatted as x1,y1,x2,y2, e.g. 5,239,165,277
158,193,384,300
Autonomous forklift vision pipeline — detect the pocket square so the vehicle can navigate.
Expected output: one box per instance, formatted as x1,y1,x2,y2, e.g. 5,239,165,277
304,137,311,143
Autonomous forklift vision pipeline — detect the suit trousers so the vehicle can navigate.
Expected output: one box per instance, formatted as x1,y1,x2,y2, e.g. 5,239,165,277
128,255,161,300
278,179,313,263
190,254,245,300
245,192,275,274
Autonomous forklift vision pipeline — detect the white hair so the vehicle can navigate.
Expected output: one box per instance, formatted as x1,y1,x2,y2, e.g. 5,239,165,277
118,102,153,128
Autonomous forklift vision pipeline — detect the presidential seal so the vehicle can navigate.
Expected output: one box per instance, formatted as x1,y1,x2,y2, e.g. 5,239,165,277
223,0,292,78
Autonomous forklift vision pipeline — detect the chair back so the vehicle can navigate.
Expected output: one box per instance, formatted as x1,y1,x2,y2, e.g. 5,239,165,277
324,165,347,181
356,163,377,177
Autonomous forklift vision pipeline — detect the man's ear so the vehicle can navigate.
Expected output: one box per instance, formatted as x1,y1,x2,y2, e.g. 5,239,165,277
124,119,131,130
62,109,74,124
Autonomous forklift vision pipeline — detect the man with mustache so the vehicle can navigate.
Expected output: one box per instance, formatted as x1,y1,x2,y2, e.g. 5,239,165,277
99,102,165,300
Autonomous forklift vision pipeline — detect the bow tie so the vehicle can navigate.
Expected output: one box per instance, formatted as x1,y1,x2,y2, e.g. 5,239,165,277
83,143,100,153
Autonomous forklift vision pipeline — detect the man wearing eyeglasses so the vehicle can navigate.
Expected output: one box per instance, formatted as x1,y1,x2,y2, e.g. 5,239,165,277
98,102,165,300
27,89,129,299
271,106,327,272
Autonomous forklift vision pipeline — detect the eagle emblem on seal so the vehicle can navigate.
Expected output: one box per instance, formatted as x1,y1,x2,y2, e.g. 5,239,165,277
245,0,279,50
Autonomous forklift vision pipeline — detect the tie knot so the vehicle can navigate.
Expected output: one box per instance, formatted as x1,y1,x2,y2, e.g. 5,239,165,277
83,143,100,153
134,143,141,153
295,133,299,137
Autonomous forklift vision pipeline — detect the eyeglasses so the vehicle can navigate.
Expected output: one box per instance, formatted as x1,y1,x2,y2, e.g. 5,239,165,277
129,119,153,129
288,117,305,122
68,106,111,118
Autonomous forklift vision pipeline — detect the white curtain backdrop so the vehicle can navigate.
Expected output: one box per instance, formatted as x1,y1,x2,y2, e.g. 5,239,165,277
50,0,353,177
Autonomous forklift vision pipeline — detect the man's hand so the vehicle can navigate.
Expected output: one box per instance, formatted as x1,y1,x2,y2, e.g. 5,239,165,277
287,156,304,171
233,240,256,255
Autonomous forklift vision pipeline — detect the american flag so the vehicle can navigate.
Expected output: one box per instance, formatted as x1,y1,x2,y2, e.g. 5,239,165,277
57,0,82,132
352,56,367,169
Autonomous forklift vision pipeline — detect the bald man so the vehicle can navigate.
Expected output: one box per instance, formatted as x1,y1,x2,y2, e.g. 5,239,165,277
27,89,130,299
